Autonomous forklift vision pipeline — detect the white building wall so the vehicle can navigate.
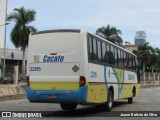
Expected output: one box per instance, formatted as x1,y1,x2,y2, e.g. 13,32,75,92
0,0,7,48
0,48,27,60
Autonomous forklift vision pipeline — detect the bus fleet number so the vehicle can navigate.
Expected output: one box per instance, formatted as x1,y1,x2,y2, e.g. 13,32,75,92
30,67,41,71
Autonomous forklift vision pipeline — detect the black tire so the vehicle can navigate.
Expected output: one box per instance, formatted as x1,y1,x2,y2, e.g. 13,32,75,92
128,89,134,104
96,90,113,111
128,97,133,104
106,90,113,111
60,103,77,110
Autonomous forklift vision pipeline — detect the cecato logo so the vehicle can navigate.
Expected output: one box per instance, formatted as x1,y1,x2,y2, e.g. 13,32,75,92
43,55,64,62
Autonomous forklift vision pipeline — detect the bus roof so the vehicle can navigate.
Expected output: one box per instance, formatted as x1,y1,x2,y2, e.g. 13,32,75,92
31,29,81,35
31,29,136,57
86,30,137,57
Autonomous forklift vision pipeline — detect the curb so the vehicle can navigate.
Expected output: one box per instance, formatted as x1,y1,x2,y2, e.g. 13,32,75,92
0,95,26,101
141,85,160,88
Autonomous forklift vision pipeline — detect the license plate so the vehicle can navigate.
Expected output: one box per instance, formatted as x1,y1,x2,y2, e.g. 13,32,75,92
48,95,58,99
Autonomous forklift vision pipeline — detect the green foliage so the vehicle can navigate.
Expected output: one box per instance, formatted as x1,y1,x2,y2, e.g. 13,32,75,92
7,6,37,50
133,42,160,72
7,6,37,77
96,25,123,45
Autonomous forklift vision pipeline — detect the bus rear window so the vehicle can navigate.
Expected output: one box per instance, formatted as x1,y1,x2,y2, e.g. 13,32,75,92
29,32,80,54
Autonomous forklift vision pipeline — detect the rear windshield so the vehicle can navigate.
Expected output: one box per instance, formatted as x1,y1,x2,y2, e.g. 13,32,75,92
29,32,80,54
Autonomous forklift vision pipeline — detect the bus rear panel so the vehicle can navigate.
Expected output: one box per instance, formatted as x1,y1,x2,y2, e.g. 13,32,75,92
27,30,88,104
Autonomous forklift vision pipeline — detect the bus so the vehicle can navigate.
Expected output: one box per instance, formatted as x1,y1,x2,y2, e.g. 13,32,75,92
26,29,140,111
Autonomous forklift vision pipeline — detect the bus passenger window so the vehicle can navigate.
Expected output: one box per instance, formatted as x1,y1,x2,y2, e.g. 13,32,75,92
118,49,121,68
115,48,118,67
121,51,124,68
128,54,132,70
110,46,115,65
97,40,102,62
124,52,127,68
106,44,110,64
93,38,98,61
102,42,107,64
88,36,93,61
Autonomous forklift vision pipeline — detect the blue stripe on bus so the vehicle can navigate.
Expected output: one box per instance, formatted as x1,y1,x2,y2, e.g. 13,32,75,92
26,86,88,103
112,68,125,98
104,66,109,91
104,66,125,98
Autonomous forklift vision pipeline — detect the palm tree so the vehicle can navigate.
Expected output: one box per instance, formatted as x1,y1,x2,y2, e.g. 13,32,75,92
7,7,37,78
96,25,123,45
132,42,151,73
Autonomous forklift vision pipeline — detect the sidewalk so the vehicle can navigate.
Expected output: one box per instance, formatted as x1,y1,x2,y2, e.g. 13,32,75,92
0,83,27,99
0,82,159,101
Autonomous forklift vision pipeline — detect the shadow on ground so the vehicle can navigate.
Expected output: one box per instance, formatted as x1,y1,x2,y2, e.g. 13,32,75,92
42,101,129,117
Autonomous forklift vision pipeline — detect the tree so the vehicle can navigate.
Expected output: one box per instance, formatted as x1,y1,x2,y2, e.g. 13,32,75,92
96,25,123,45
132,42,151,73
7,7,37,78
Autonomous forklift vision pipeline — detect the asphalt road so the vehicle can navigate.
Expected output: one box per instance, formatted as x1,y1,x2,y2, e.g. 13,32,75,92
0,87,160,120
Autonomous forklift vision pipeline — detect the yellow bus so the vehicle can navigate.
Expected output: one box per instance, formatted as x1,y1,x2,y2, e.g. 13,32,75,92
26,29,140,111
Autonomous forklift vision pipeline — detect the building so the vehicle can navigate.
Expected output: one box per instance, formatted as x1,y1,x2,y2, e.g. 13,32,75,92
135,31,146,46
123,45,137,53
0,48,27,78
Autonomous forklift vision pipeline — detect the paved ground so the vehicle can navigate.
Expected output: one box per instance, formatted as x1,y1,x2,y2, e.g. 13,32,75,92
0,87,160,120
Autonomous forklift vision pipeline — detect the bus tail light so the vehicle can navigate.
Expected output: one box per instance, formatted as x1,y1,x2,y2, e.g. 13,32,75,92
79,76,86,87
26,76,30,86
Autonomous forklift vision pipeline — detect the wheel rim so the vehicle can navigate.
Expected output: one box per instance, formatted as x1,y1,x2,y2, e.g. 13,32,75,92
109,93,113,108
109,101,112,108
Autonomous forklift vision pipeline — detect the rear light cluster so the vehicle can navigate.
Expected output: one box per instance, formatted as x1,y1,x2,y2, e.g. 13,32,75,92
26,75,86,87
79,76,86,87
26,76,30,86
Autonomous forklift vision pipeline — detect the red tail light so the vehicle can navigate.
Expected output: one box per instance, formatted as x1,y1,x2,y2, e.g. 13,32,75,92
79,76,86,87
26,76,30,86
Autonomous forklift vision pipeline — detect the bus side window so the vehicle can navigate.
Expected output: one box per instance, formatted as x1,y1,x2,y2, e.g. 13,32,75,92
97,40,102,62
121,50,124,68
123,52,127,68
132,56,136,71
115,48,118,67
128,54,132,70
110,46,115,66
126,53,129,69
132,56,135,71
106,44,110,64
102,42,107,64
88,36,93,61
93,38,98,61
117,49,121,68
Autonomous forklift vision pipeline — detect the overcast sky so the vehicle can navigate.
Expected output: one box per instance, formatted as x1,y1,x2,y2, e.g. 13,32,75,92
6,0,160,48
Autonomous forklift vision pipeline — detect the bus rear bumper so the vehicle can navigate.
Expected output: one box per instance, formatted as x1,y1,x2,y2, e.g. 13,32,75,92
26,86,87,104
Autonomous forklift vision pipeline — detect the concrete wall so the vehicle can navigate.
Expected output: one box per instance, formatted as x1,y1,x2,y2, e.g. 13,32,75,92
0,84,26,97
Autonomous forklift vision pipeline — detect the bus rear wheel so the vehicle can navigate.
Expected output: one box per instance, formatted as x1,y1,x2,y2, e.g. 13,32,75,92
60,103,77,110
128,97,133,104
106,90,113,111
96,90,113,111
128,87,135,104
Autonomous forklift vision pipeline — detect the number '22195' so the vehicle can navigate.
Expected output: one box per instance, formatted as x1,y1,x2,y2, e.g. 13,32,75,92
30,67,41,71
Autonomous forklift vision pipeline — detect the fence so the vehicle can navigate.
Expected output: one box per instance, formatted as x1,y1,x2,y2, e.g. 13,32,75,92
140,72,160,87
